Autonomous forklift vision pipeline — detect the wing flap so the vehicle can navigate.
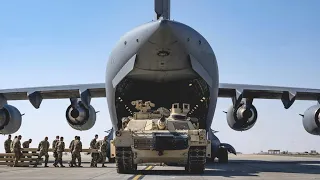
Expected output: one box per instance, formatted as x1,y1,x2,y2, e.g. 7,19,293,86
0,83,106,101
219,83,320,101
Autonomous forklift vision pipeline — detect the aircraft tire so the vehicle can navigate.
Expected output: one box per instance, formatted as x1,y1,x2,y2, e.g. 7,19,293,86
218,148,228,163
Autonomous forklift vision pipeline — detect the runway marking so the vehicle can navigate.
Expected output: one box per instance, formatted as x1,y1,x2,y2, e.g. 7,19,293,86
129,165,154,180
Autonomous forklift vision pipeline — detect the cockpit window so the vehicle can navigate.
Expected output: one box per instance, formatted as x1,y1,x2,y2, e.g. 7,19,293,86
173,122,189,130
172,114,186,120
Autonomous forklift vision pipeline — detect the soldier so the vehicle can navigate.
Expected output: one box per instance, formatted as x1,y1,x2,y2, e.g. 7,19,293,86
68,136,78,166
70,136,82,167
90,134,98,167
34,137,50,167
12,135,22,167
52,136,59,166
4,135,12,165
21,139,32,163
22,139,32,149
96,136,108,167
69,136,77,149
53,136,65,167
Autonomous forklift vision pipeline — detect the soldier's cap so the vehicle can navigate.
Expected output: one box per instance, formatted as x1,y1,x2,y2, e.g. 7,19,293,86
18,135,22,138
95,134,98,137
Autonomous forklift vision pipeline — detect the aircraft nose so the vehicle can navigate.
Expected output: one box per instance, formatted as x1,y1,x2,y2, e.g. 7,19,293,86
159,19,169,26
158,19,170,31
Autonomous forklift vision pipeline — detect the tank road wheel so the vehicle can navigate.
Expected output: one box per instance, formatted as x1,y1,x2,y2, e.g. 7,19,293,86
218,148,228,163
185,147,206,174
116,147,135,174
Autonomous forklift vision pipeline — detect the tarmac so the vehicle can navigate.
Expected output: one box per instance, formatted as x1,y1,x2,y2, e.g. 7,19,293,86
0,154,319,180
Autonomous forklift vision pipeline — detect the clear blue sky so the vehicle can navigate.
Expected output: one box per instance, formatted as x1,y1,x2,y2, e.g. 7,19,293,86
1,0,320,153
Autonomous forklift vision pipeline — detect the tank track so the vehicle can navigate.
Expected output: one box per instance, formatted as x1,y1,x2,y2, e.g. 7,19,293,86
185,146,206,174
115,147,137,174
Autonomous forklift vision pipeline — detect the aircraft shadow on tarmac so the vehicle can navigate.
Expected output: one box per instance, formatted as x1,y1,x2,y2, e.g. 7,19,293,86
134,160,320,177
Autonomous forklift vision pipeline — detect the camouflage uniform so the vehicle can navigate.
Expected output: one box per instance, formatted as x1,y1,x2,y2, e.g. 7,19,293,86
22,140,31,163
90,138,98,167
34,139,50,167
4,138,12,164
52,139,59,166
13,137,22,167
22,141,31,149
70,138,82,167
68,137,77,166
69,140,74,149
54,140,65,167
96,139,108,167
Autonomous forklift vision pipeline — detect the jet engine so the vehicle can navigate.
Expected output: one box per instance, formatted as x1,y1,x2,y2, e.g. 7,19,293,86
302,105,320,136
226,102,258,131
0,104,22,134
65,101,96,131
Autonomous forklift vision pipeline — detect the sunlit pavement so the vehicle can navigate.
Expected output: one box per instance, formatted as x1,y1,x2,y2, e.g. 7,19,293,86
0,154,319,180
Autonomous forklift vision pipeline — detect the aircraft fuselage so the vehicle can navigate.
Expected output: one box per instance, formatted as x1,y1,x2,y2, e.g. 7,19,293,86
105,19,219,132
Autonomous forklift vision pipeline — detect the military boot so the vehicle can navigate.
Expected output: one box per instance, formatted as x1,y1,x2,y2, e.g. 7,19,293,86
102,163,106,167
53,160,58,167
33,160,38,167
78,162,83,167
59,160,65,167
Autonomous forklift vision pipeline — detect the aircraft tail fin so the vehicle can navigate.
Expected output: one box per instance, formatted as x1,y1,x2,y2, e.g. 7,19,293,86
154,0,170,20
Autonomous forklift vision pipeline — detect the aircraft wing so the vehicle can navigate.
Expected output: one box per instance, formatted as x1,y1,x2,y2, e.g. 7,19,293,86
1,82,320,110
0,83,106,108
218,83,320,109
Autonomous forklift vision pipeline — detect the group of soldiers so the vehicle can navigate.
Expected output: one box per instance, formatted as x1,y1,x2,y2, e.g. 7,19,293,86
3,134,109,168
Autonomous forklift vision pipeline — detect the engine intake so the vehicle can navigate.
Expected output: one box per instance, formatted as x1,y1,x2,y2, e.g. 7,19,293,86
302,105,320,136
226,103,258,131
66,101,96,131
0,105,22,134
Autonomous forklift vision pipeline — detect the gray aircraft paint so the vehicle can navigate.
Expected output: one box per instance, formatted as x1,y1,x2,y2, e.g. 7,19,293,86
105,18,219,132
0,0,320,140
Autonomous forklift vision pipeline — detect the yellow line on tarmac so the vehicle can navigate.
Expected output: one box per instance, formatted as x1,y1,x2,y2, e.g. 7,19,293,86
132,166,153,180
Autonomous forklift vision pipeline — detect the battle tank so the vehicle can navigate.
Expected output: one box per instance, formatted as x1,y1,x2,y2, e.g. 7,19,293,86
112,100,211,174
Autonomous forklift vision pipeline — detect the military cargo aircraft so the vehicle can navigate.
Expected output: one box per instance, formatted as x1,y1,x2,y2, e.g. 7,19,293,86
1,0,320,163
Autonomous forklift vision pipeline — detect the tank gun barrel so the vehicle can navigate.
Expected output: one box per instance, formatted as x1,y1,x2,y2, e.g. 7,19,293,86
157,115,166,130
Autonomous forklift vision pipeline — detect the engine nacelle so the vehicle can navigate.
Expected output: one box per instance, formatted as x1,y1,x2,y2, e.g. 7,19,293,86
0,105,22,134
226,103,258,131
66,101,96,131
302,105,320,136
